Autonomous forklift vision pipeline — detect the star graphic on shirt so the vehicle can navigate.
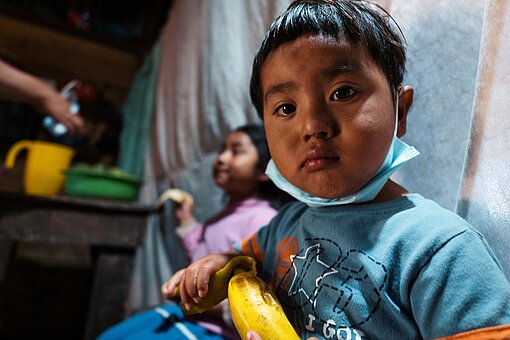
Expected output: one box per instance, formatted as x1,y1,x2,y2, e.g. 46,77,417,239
288,243,338,306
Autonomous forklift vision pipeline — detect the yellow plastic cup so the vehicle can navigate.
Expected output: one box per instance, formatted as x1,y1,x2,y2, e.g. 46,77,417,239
4,140,75,196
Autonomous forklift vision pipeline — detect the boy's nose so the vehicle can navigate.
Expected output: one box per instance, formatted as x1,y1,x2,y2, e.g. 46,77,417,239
306,130,329,140
302,106,337,142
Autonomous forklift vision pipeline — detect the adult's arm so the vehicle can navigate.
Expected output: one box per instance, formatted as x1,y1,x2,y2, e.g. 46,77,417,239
0,59,83,135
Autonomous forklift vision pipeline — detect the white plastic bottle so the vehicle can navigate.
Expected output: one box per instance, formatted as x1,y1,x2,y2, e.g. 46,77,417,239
43,80,81,137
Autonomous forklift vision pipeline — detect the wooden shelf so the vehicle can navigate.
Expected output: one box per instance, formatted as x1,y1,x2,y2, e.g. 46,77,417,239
0,14,141,106
0,0,172,106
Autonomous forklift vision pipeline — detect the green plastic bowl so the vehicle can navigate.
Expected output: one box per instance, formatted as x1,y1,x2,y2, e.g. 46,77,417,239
64,169,142,201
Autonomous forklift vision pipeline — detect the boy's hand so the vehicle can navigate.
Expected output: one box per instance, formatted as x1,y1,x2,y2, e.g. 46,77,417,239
161,268,185,298
162,254,235,311
247,331,319,340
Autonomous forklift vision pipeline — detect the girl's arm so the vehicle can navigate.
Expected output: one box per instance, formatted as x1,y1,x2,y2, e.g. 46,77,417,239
173,199,202,257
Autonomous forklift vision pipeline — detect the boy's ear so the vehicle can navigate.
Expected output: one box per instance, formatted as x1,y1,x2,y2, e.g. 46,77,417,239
396,85,414,138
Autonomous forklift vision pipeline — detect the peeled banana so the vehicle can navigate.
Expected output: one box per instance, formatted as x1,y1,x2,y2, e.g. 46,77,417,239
163,256,300,339
156,188,194,208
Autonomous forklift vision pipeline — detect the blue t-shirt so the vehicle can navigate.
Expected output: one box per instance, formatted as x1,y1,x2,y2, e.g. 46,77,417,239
239,194,510,339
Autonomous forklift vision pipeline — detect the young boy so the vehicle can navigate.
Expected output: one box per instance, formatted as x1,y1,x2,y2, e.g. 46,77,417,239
164,1,510,339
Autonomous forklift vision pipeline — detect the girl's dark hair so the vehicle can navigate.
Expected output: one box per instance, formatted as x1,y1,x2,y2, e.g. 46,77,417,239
250,0,406,117
235,124,294,208
235,124,271,173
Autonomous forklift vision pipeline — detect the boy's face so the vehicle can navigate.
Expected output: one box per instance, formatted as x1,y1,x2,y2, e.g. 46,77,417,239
260,34,401,199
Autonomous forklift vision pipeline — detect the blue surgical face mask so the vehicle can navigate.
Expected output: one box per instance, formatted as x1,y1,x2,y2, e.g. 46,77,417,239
265,97,419,207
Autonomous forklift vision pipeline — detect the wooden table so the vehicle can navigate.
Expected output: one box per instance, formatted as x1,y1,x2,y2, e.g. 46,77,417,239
0,190,155,339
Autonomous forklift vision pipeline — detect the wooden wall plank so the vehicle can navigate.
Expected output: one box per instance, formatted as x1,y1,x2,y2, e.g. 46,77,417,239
0,15,141,105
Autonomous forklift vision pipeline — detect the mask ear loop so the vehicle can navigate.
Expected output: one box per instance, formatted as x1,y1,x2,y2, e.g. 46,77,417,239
393,86,403,138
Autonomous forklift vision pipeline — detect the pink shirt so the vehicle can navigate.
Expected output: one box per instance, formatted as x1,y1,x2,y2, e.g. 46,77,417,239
176,197,277,261
175,197,277,339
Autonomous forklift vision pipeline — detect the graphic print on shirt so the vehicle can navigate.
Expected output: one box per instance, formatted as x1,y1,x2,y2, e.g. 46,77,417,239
274,237,387,337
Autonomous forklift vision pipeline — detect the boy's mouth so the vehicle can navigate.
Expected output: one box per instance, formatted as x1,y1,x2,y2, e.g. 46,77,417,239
301,149,340,171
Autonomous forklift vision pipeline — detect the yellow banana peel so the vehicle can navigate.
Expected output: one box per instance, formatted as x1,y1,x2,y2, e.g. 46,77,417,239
164,256,300,339
228,267,300,340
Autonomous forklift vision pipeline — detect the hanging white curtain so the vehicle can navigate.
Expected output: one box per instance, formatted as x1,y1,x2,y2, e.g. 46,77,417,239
129,0,289,313
455,0,510,278
389,0,510,279
128,0,510,313
139,0,290,220
389,0,486,210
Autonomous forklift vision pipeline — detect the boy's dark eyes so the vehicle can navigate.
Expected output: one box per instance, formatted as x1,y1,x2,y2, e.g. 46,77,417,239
272,87,357,116
330,87,358,101
274,103,297,116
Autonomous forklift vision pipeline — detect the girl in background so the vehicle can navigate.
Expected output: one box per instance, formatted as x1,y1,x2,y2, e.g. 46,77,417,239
99,124,286,340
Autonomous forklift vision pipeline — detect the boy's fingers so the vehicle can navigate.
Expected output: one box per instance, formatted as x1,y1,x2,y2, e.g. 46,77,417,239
170,255,234,310
161,269,184,296
183,263,201,301
183,257,221,303
248,331,318,340
179,272,195,311
161,279,175,297
195,256,229,298
247,331,262,340
196,264,213,298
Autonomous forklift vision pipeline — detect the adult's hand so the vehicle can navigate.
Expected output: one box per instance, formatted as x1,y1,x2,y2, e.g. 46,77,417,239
0,59,84,135
35,85,84,135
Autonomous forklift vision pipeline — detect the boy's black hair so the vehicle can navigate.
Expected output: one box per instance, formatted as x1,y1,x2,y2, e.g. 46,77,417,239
250,0,406,117
235,124,294,208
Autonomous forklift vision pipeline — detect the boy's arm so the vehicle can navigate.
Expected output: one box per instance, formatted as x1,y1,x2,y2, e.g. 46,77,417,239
411,229,510,338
